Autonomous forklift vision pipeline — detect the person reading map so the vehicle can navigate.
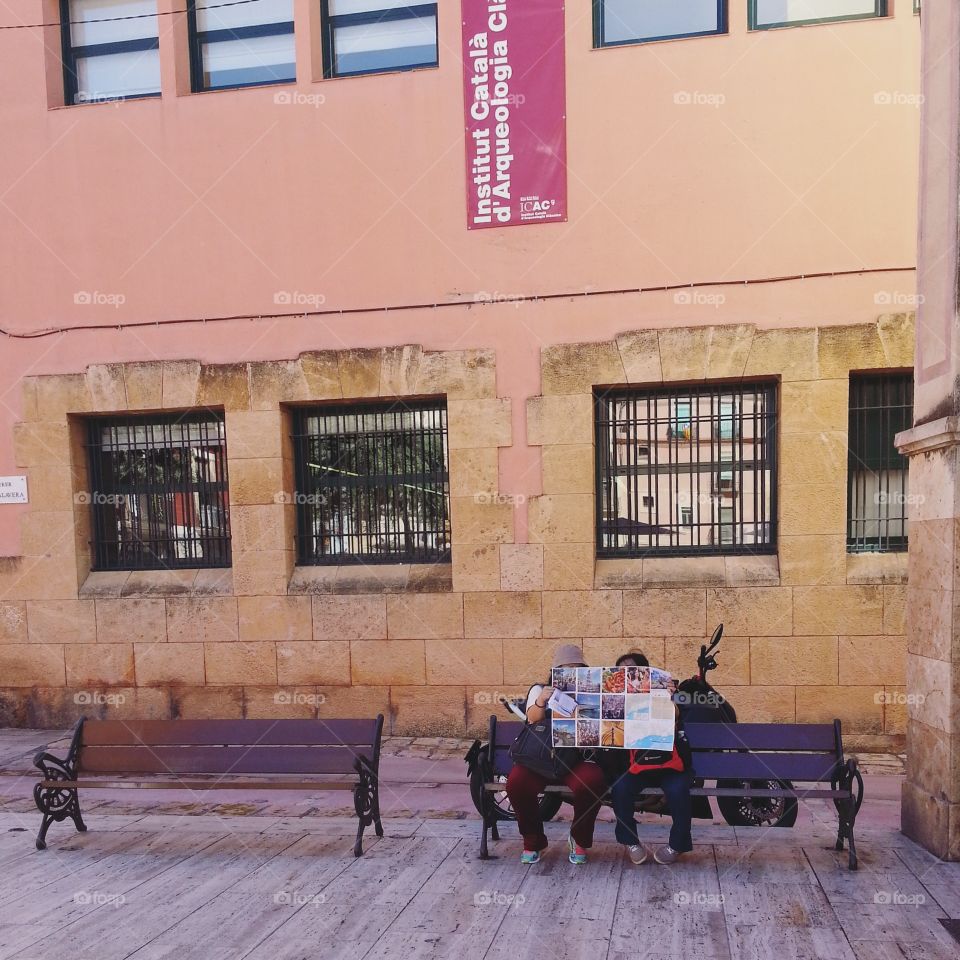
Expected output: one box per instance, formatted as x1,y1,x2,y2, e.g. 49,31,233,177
598,650,695,867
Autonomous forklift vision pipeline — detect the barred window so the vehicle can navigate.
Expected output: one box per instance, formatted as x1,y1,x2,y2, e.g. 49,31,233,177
86,413,231,571
293,400,450,565
847,373,913,553
595,383,777,557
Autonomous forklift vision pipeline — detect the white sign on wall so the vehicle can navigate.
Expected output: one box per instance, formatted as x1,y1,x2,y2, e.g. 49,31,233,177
0,476,28,504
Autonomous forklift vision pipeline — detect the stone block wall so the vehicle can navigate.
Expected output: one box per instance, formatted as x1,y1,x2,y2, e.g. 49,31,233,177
0,316,915,749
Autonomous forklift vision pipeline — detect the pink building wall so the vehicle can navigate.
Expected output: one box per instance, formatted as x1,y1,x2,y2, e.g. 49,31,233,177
0,0,920,551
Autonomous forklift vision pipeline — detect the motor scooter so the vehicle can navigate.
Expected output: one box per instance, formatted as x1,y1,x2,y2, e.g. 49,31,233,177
467,624,798,828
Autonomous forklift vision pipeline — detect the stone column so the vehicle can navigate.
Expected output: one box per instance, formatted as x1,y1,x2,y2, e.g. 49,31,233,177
895,3,960,859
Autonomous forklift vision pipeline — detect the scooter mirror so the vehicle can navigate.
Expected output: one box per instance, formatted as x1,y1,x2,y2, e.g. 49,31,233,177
707,623,723,652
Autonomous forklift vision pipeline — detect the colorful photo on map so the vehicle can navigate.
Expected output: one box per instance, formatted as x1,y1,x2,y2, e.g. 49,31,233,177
576,667,602,693
601,721,625,747
553,719,577,747
625,666,650,693
602,694,625,720
576,718,601,747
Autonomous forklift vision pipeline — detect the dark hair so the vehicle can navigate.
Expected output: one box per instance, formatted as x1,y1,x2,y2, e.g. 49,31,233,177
616,650,649,667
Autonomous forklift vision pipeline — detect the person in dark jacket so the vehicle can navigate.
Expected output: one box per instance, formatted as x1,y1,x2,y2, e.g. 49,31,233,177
606,650,694,866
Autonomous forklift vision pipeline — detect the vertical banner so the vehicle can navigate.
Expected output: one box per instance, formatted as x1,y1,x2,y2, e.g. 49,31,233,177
461,0,568,229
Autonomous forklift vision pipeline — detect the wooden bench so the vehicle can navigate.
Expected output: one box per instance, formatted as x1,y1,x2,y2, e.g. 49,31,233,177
33,716,384,856
471,715,864,869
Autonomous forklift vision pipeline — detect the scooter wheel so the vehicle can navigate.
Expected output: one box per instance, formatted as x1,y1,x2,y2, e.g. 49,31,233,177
469,770,565,823
716,779,799,828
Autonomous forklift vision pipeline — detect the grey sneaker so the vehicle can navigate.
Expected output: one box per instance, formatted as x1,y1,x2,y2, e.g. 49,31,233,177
627,844,650,865
654,845,683,864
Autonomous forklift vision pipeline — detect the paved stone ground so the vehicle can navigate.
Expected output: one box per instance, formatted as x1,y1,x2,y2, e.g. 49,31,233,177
0,728,955,959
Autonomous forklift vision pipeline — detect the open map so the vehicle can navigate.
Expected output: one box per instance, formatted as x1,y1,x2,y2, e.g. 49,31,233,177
549,666,676,751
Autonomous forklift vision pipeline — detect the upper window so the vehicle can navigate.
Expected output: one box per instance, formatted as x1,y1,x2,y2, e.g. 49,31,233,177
749,0,886,30
847,373,913,554
594,0,725,47
595,383,777,558
60,0,161,105
293,400,450,565
86,413,231,571
188,0,295,91
322,0,438,78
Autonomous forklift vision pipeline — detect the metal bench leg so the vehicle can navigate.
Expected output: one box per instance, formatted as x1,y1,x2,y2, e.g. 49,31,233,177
480,815,491,860
846,768,863,871
478,788,498,860
353,760,376,858
33,745,85,852
846,802,858,872
35,813,54,851
372,782,384,838
836,760,863,871
834,807,845,853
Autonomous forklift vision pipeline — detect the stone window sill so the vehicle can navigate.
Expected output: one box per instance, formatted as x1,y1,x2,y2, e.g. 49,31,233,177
80,568,233,598
288,562,452,595
845,551,908,585
595,554,780,589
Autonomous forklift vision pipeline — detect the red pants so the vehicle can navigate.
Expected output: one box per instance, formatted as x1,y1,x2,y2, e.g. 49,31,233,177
505,761,607,852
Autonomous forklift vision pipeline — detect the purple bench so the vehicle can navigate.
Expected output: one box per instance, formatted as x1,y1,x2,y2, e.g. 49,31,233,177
470,717,864,869
33,716,384,856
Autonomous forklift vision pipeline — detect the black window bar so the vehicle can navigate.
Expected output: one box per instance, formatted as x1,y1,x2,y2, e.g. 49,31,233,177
847,372,913,553
86,413,231,571
595,382,778,558
293,399,450,565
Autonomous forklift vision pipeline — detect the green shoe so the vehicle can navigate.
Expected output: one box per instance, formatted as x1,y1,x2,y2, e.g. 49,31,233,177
520,849,541,865
568,835,587,865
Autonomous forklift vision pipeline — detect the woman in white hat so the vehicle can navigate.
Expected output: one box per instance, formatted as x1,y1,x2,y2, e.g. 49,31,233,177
504,643,608,865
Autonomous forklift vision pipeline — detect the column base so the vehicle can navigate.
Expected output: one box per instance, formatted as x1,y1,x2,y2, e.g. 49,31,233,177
902,780,960,860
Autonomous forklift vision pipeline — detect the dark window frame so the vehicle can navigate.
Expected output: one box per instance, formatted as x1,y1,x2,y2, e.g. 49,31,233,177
748,0,887,31
593,0,727,48
846,371,913,554
186,0,296,92
60,0,161,105
293,398,451,566
86,411,232,572
321,1,438,79
595,381,778,559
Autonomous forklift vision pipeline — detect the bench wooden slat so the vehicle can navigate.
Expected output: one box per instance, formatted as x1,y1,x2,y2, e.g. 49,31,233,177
77,745,367,776
491,721,524,746
484,783,850,799
80,719,378,748
491,721,838,754
685,722,837,752
43,779,359,791
691,751,840,782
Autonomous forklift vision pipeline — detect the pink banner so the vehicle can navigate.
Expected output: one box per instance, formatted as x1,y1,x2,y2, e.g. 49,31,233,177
461,0,568,229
